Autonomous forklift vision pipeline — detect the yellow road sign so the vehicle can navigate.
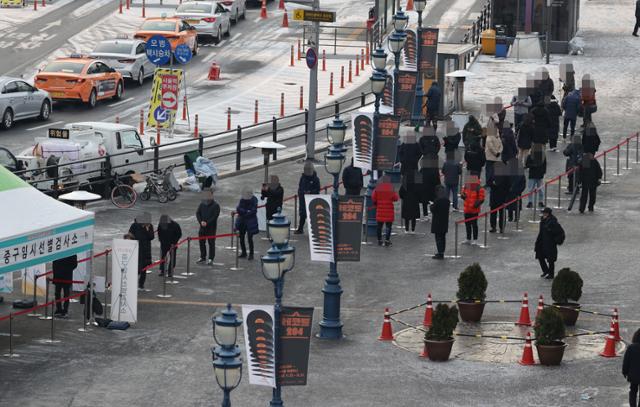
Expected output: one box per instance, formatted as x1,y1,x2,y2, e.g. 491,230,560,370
293,9,305,21
147,68,183,129
292,9,335,23
1,0,23,7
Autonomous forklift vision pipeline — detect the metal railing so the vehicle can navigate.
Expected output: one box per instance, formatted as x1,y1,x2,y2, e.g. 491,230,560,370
460,0,492,65
302,24,370,56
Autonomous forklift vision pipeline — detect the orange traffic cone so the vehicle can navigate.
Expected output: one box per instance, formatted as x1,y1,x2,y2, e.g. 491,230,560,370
535,294,544,320
599,321,618,358
612,308,621,341
278,0,284,9
422,293,433,327
419,342,429,358
406,0,414,11
518,332,535,365
378,308,394,341
260,0,267,19
516,292,532,326
281,9,288,27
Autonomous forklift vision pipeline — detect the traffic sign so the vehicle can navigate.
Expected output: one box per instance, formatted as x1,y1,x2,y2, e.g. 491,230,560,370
161,74,179,111
145,35,172,66
292,9,336,23
174,43,192,65
306,47,317,69
154,106,168,123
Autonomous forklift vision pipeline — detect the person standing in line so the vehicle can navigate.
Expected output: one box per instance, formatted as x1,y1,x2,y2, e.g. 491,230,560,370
460,175,485,245
500,120,518,164
399,177,420,233
294,161,321,234
561,89,581,140
484,128,503,187
443,120,462,153
534,207,565,279
372,176,399,246
442,151,462,211
546,95,562,152
418,155,441,220
128,212,155,290
525,145,546,208
52,255,78,317
563,135,584,194
464,140,486,177
531,99,552,148
462,115,483,148
578,153,603,213
582,122,601,155
342,159,364,195
425,81,442,131
511,89,533,130
157,215,182,278
261,175,284,221
517,113,535,165
489,169,510,234
430,185,450,259
507,161,527,222
580,74,597,125
235,187,259,260
623,328,640,407
634,0,640,36
196,188,220,265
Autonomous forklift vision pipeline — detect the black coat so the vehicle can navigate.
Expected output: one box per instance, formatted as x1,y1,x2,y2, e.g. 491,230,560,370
398,143,422,174
623,343,640,383
563,142,584,169
419,167,441,203
500,128,518,163
490,175,510,208
419,135,441,157
298,172,321,215
517,123,534,150
546,101,562,132
535,214,563,261
158,220,182,250
582,128,601,154
196,200,221,231
531,105,551,144
579,158,603,187
430,197,450,234
636,0,640,18
443,132,461,152
342,165,363,195
508,174,526,202
464,147,486,173
129,222,155,266
261,185,284,220
52,255,78,283
539,77,555,98
399,184,421,220
525,155,547,180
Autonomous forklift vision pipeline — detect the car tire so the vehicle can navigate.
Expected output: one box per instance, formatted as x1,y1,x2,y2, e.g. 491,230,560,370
225,22,231,37
38,100,51,121
232,9,238,24
192,39,198,55
1,108,13,130
88,89,97,108
113,81,123,100
137,68,145,86
241,6,246,19
215,27,222,44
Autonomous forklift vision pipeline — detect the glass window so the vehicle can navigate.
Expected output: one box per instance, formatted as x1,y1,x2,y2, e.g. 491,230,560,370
176,3,213,13
140,20,177,31
0,149,16,169
136,43,146,54
119,130,143,149
42,61,85,74
93,42,133,54
96,62,111,73
2,82,18,94
15,81,33,92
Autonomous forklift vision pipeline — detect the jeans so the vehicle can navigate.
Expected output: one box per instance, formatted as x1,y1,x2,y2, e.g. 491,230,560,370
514,113,525,130
199,227,217,260
376,221,392,242
446,184,459,209
579,184,597,212
238,224,254,256
527,179,544,204
490,207,505,231
464,213,478,240
435,233,446,255
630,382,639,407
160,245,176,276
404,218,416,232
138,261,150,288
54,283,71,313
563,117,576,138
538,258,555,277
485,161,495,186
507,199,522,221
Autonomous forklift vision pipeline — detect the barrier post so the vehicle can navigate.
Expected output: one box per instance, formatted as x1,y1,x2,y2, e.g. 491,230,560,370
355,55,360,76
515,198,522,231
340,66,345,88
272,117,278,160
227,107,231,131
156,122,161,146
625,138,631,170
104,250,110,314
293,197,298,230
602,151,609,184
555,176,562,209
157,259,171,299
543,183,548,207
254,100,259,124
3,314,19,358
322,49,326,71
235,126,242,171
454,223,459,258
290,45,294,66
280,93,285,117
481,215,488,248
139,109,144,135
126,0,129,9
297,39,302,60
635,134,639,164
27,273,41,317
230,234,242,271
226,213,236,250
78,291,91,333
361,92,366,107
329,73,334,95
348,61,352,83
153,144,160,174
299,86,304,110
529,191,539,224
185,238,192,276
142,0,145,18
334,100,340,116
615,146,621,176
39,278,52,320
48,294,58,343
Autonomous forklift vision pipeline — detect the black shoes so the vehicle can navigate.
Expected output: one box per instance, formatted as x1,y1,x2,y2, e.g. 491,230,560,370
489,228,497,233
238,253,247,258
538,202,544,208
196,258,206,264
293,229,304,235
432,254,444,260
378,240,383,246
545,274,555,279
526,202,533,208
384,240,392,247
633,33,639,37
247,254,254,260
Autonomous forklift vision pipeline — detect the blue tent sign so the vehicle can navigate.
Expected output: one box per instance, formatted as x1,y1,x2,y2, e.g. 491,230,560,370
174,44,192,64
146,35,172,66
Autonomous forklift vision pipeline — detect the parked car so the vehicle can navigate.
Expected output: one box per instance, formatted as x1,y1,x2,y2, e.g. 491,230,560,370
34,55,124,108
0,76,51,130
174,2,231,44
219,0,246,24
89,37,156,86
0,147,23,174
134,16,199,54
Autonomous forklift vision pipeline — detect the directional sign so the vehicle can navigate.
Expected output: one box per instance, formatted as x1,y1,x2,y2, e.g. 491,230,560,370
154,106,168,123
306,47,317,69
174,43,192,65
292,9,336,23
161,74,179,111
145,35,172,66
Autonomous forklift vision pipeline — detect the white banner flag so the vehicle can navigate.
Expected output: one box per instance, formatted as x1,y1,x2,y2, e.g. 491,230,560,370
242,304,276,388
110,239,138,323
305,195,334,263
351,113,373,171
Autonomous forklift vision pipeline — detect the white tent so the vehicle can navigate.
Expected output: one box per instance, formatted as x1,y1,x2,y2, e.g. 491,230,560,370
0,165,94,275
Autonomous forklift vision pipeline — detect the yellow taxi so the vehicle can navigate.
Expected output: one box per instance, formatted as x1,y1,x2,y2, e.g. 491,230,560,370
134,16,199,56
34,55,124,108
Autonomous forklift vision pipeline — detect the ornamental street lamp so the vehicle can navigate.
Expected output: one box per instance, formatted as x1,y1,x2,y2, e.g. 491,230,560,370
212,304,243,407
411,0,428,125
318,115,346,339
386,10,407,184
261,210,295,406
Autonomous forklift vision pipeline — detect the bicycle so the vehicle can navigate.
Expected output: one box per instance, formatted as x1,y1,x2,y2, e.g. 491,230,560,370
110,173,137,209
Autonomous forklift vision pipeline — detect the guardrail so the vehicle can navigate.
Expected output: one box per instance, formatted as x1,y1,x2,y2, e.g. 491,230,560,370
460,0,492,66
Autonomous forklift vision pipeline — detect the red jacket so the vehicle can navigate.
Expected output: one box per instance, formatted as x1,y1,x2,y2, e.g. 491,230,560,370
461,183,485,215
372,182,399,222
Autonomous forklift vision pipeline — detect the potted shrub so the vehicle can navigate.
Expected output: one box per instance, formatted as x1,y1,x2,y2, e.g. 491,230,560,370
551,268,583,326
456,263,488,322
424,303,459,361
534,307,567,365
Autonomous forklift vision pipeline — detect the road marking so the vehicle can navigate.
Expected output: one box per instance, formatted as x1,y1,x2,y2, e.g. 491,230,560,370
231,32,242,41
27,120,63,131
108,97,134,108
39,20,62,32
253,16,262,23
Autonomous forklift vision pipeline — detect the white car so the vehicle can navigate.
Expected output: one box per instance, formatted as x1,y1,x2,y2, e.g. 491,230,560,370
220,0,246,24
174,1,231,44
89,38,156,86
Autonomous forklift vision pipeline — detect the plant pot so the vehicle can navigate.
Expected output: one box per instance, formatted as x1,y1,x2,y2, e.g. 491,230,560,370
535,341,567,366
553,303,580,326
424,338,455,361
457,301,486,322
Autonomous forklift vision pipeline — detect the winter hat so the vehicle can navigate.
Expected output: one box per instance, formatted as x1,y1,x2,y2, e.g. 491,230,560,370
241,186,253,200
303,161,315,176
542,207,552,215
159,214,171,224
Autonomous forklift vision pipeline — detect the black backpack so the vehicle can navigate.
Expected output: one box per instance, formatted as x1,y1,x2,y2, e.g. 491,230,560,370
554,223,566,246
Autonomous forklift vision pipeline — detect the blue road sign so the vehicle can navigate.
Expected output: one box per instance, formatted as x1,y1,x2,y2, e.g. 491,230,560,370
174,44,192,65
146,35,172,66
154,106,168,123
306,47,317,69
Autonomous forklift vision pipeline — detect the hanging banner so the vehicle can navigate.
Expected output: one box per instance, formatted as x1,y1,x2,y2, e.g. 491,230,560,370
279,306,314,386
0,271,12,293
403,29,417,68
336,196,365,261
305,195,334,263
352,114,373,171
374,114,401,170
147,68,183,129
21,264,46,297
242,304,276,388
110,238,138,323
419,28,439,81
382,75,393,107
393,70,418,121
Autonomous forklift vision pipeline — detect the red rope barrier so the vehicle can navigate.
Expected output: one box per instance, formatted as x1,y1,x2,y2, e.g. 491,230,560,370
0,291,86,322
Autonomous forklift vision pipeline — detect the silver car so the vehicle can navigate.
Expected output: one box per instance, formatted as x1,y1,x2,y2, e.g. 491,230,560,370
219,0,246,24
89,38,156,86
174,1,231,44
0,76,51,130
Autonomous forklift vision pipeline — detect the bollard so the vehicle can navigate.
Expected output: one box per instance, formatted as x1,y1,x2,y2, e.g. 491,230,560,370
272,117,278,160
529,191,539,223
126,0,129,9
42,0,45,7
602,151,610,184
197,116,203,156
555,176,562,209
119,0,122,13
365,45,369,65
184,238,193,276
340,66,345,88
156,123,161,146
139,109,144,135
280,93,285,117
299,86,304,110
290,45,294,66
182,95,187,121
297,39,301,60
625,138,631,170
322,49,326,71
39,278,52,320
254,100,259,124
227,107,231,131
27,273,41,317
355,55,360,76
115,116,120,124
361,48,366,69
329,73,334,95
230,234,242,271
348,61,352,83
615,146,621,176
543,183,548,207
142,0,145,17
3,314,19,358
33,0,37,10
481,216,488,248
235,126,242,171
454,223,459,258
227,212,236,250
157,260,171,298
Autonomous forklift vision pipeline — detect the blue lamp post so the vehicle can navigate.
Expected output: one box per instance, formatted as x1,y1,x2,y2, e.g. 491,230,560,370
318,115,346,339
386,11,407,184
212,304,243,407
261,210,295,407
411,0,428,125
